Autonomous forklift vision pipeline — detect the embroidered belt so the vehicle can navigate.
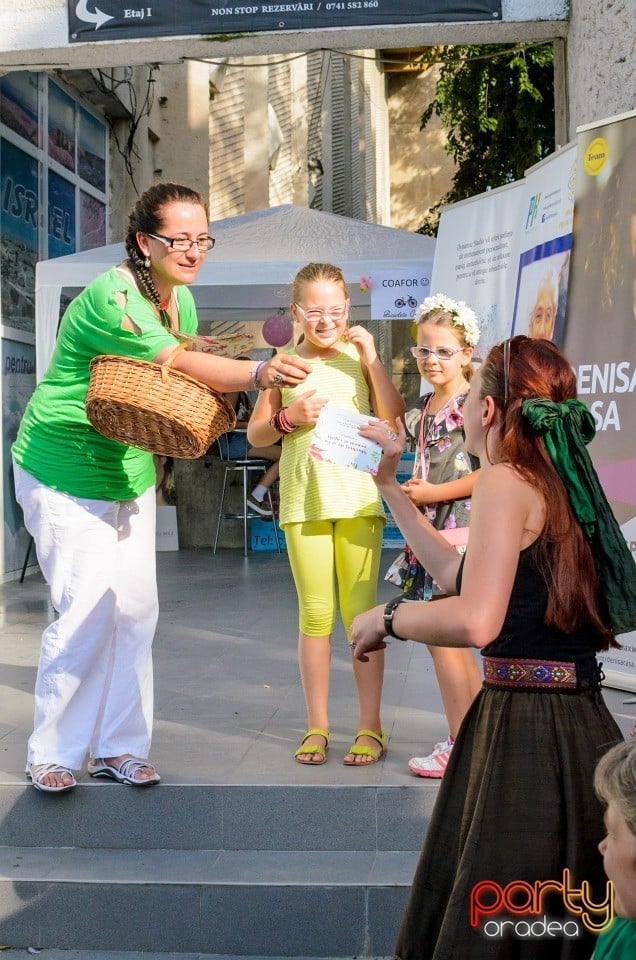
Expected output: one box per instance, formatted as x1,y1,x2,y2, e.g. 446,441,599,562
483,656,578,690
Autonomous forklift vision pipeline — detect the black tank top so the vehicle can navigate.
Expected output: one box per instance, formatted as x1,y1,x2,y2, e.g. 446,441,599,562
457,541,601,675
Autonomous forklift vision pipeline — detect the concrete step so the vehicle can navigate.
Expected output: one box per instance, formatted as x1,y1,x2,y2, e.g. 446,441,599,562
0,845,414,956
0,783,432,956
0,783,438,852
0,952,377,960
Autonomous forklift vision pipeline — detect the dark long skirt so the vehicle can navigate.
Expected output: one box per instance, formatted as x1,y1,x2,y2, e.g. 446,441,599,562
394,685,622,960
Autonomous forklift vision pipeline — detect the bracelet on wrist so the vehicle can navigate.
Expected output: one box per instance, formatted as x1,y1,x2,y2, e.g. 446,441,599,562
251,360,267,392
269,406,297,434
279,407,297,433
383,595,409,641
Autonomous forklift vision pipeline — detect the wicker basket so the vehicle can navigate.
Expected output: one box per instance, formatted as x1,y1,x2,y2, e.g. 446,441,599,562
85,344,237,459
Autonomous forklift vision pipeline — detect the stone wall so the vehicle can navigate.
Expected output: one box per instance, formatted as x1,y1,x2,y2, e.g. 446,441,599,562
567,1,634,135
387,65,456,234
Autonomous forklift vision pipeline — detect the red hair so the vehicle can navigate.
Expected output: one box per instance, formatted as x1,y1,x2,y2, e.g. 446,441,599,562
480,336,616,650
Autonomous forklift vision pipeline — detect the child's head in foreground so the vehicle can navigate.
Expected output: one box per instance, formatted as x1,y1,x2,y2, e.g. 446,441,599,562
594,737,636,920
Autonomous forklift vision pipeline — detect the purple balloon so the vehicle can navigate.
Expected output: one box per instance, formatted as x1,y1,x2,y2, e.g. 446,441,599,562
262,312,293,347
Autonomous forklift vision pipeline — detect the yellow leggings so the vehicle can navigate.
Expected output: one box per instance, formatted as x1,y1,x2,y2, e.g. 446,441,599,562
284,517,384,640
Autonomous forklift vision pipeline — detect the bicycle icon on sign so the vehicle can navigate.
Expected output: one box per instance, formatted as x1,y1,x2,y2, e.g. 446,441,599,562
394,296,418,309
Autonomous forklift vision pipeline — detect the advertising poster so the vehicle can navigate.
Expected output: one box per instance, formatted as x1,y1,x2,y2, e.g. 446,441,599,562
80,191,106,251
511,143,577,348
430,180,525,356
68,1,501,43
564,111,636,691
48,171,76,259
370,266,432,321
0,138,39,334
1,340,35,575
0,72,39,147
79,107,106,192
48,79,76,173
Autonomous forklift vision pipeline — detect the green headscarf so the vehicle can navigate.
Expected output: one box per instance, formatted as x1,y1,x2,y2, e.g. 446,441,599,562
522,397,636,637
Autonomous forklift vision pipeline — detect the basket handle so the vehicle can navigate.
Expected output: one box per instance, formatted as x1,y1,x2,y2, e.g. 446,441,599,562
160,341,191,382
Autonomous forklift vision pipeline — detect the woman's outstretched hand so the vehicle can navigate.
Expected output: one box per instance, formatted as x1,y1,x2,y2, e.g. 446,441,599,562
260,354,312,388
351,605,389,662
359,417,407,488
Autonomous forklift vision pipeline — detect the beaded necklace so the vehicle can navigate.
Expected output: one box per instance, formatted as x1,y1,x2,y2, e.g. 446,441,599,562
158,303,172,330
118,263,176,330
157,289,177,330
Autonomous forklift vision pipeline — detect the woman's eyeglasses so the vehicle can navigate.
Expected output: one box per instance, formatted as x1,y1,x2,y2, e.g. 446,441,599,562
293,302,349,323
410,346,464,361
146,233,215,253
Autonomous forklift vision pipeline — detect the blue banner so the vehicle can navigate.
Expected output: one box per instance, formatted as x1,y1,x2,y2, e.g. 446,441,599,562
48,171,76,260
0,138,38,333
69,1,501,43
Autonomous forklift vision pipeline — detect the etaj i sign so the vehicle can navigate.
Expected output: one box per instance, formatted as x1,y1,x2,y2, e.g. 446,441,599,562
68,1,502,42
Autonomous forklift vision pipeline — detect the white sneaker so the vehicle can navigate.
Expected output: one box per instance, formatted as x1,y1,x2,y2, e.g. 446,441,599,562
247,496,274,517
408,736,454,779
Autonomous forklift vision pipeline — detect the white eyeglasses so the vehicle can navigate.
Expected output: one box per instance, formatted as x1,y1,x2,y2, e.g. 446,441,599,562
293,302,349,323
410,346,464,361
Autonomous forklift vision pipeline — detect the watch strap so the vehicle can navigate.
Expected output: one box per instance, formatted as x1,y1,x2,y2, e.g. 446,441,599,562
384,596,409,641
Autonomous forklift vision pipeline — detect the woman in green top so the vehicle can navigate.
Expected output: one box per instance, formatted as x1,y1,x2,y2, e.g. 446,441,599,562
12,181,310,794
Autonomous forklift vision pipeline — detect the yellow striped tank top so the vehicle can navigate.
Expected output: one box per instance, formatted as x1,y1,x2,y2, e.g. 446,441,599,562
278,342,385,527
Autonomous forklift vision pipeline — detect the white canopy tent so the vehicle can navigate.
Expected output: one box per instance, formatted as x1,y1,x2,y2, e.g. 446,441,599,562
35,205,435,378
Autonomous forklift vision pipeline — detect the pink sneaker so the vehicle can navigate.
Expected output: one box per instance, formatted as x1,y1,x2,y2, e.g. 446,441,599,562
408,736,454,779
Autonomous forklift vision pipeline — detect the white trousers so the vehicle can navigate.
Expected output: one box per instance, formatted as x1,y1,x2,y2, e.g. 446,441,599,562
13,463,159,770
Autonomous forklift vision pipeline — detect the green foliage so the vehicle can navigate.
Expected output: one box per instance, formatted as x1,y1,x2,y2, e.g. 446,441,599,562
418,43,555,236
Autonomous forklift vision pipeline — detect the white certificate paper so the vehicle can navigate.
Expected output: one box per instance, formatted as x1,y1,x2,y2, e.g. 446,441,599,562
307,405,383,475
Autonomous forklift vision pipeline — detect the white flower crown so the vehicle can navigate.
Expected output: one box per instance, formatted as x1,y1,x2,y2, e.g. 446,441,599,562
417,293,480,347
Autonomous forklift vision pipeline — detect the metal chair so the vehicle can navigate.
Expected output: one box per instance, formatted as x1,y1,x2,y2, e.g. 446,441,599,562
212,429,280,557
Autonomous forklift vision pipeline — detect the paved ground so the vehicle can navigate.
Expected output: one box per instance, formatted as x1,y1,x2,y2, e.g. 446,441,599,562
0,548,471,787
0,549,634,960
1,547,634,788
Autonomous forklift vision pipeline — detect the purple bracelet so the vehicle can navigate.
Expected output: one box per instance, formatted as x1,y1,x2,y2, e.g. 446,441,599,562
251,360,266,391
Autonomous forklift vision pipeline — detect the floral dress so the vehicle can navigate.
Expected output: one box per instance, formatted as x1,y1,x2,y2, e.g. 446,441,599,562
390,391,476,600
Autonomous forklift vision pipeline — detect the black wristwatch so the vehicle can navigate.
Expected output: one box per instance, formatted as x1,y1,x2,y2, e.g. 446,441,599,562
384,596,409,641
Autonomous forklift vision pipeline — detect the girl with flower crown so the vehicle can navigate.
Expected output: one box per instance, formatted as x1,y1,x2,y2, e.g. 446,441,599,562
387,293,482,778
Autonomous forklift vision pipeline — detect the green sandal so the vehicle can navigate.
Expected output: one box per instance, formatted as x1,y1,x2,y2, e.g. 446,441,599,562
343,728,387,766
295,728,330,765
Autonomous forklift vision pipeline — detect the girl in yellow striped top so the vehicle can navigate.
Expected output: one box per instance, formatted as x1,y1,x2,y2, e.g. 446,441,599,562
248,263,405,765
